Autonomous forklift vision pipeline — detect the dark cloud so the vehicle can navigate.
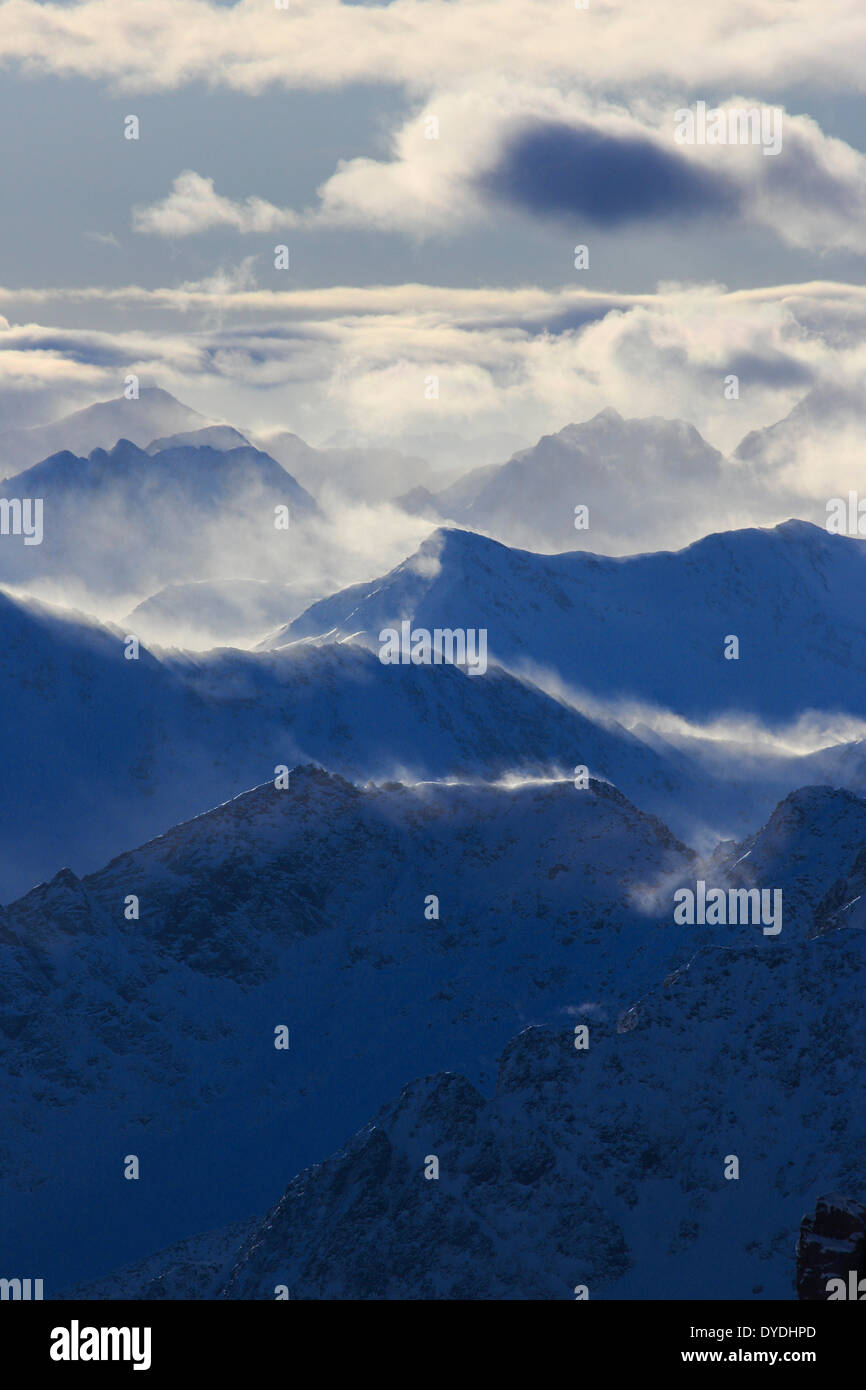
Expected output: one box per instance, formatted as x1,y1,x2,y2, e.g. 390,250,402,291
481,119,740,226
0,333,132,369
722,351,814,389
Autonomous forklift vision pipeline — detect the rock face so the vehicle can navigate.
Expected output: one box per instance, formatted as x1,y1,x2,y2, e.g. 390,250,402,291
796,1195,866,1300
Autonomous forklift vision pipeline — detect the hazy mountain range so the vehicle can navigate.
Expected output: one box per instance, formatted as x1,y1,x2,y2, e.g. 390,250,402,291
1,384,863,1301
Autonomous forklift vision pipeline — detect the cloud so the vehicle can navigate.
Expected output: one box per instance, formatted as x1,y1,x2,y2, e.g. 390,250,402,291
130,93,866,256
0,276,866,467
133,171,299,237
85,231,121,249
0,0,863,96
3,275,866,559
481,119,739,225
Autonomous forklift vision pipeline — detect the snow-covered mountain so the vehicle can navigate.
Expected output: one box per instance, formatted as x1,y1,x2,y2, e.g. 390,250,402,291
3,389,864,1304
734,384,866,501
256,429,440,504
7,771,866,1298
146,425,252,455
59,879,866,1298
397,408,761,553
0,387,211,476
2,766,702,1291
123,578,328,649
276,520,866,723
0,587,695,901
0,436,317,594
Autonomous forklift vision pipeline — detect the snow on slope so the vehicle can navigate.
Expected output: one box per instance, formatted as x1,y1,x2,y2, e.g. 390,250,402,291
123,578,328,649
145,425,252,455
0,587,690,901
1,766,699,1291
5,564,866,900
10,772,866,1297
0,388,210,478
398,408,763,554
274,520,866,723
0,437,318,595
63,921,866,1300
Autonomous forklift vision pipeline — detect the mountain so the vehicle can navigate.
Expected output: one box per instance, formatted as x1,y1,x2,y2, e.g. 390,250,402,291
0,387,210,477
124,578,328,649
0,437,318,595
323,426,525,474
275,520,866,723
0,587,692,901
1,766,699,1292
146,425,252,454
258,425,521,503
397,408,752,553
7,582,866,900
735,384,866,475
255,429,438,504
706,785,866,938
63,907,866,1298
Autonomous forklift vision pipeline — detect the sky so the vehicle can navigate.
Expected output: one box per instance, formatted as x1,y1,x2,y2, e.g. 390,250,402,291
0,0,865,458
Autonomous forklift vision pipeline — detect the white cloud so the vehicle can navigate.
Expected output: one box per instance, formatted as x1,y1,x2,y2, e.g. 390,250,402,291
0,277,865,460
130,92,866,256
0,0,863,97
133,171,299,237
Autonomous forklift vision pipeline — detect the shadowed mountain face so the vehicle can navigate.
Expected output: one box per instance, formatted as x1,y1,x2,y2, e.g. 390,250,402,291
2,766,700,1291
8,512,866,899
277,519,866,722
0,585,702,901
0,388,211,477
65,918,866,1300
6,767,866,1297
0,437,317,595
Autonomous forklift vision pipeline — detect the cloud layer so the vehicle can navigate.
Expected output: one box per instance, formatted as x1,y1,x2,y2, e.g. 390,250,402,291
128,91,866,255
1,0,864,95
2,276,866,489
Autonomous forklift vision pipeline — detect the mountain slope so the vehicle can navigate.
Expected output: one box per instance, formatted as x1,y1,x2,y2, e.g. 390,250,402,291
401,408,747,553
0,588,688,901
0,387,210,477
0,437,318,594
256,429,438,504
275,520,866,722
123,578,327,649
63,918,866,1300
1,767,699,1291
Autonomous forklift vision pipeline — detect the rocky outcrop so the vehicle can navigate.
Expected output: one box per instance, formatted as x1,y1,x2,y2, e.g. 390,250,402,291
797,1194,866,1300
